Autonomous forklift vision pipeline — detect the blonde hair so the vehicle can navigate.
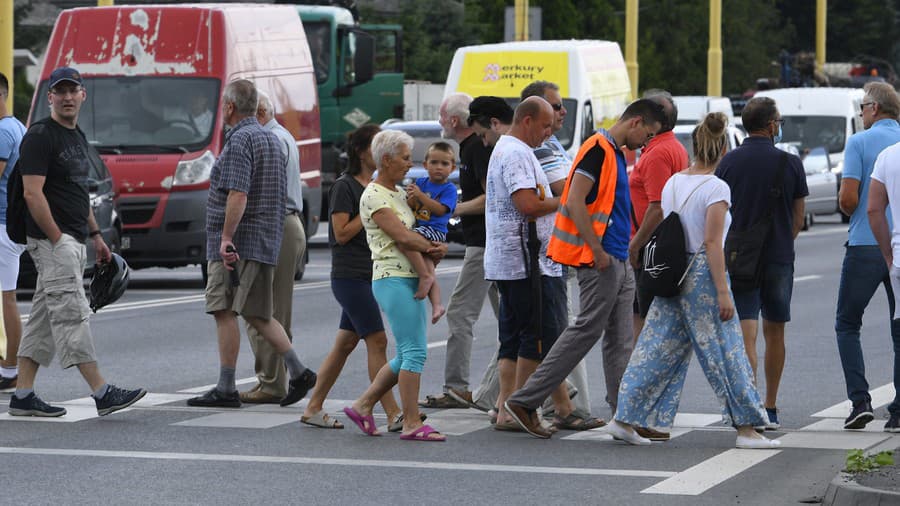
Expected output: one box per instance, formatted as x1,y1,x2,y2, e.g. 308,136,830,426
691,112,729,165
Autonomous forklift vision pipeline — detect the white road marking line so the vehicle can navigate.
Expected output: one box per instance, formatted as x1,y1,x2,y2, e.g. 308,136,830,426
173,413,299,429
800,418,891,434
0,405,99,423
178,376,258,394
427,339,448,349
562,413,724,442
641,449,780,495
793,275,821,282
776,431,889,450
0,446,676,478
812,382,896,418
19,267,463,320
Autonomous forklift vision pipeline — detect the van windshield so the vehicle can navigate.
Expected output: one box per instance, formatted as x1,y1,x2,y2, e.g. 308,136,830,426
780,115,846,155
33,77,220,153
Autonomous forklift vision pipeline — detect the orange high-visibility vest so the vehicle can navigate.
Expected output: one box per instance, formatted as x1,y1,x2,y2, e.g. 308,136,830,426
546,132,619,267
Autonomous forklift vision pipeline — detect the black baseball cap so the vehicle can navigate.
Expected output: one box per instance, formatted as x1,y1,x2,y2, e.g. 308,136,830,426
49,67,83,89
468,96,514,126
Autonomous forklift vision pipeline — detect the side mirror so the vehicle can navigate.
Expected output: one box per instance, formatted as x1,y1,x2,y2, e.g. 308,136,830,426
353,30,375,85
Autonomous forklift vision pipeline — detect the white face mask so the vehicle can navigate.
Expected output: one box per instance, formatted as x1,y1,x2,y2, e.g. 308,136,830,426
773,124,783,144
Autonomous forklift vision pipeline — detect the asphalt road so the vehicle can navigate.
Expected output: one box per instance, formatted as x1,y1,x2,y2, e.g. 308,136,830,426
1,214,897,505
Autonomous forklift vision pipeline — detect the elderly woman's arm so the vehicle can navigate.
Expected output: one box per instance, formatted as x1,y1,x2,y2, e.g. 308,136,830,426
371,207,440,253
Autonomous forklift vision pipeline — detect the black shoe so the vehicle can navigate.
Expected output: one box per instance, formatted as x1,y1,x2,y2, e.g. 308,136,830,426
844,400,875,430
0,374,16,390
95,385,147,416
885,413,900,433
280,369,317,407
187,388,241,408
9,392,66,417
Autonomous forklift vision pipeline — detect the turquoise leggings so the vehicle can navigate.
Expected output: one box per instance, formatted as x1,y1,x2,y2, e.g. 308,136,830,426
372,277,428,374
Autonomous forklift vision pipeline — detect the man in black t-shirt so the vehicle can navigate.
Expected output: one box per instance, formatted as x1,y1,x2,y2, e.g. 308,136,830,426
418,93,501,411
9,67,146,418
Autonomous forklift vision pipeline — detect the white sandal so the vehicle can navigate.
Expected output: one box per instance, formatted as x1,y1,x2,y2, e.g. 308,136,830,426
300,411,344,429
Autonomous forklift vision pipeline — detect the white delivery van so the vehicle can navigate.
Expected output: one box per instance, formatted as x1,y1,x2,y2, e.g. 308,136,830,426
753,87,865,176
673,96,735,126
443,40,631,159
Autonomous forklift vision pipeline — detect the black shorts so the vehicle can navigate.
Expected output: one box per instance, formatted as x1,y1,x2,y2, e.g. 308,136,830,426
496,276,567,361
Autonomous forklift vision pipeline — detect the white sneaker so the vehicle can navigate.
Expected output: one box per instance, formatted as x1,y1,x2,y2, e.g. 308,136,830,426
607,422,651,445
735,434,782,449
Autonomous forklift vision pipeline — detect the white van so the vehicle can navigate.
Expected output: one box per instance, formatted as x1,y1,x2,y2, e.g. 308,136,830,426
673,96,735,126
443,40,631,159
753,87,865,175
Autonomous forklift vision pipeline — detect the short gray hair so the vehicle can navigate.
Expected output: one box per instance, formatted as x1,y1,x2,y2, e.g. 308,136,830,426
864,82,900,119
223,79,258,117
256,90,275,122
371,130,414,170
643,88,677,129
444,92,472,124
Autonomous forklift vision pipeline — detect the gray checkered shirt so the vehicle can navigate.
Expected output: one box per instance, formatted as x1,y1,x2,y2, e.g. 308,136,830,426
206,117,286,265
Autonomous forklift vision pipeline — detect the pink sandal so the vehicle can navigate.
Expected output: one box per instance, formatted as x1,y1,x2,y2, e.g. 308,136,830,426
343,406,380,436
399,424,446,442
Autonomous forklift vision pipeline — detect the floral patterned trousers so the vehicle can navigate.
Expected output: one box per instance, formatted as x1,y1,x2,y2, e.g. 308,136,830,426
615,252,768,429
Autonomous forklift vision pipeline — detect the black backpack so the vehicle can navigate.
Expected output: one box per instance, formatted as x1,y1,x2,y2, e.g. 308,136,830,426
639,178,712,298
6,161,26,245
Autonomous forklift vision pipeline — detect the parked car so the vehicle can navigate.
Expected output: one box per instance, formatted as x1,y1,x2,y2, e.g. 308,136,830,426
380,120,465,244
18,153,122,288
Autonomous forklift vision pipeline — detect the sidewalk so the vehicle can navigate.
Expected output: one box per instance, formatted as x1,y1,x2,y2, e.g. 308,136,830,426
824,446,900,505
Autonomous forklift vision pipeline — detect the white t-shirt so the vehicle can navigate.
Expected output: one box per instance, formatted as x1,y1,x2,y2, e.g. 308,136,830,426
870,143,900,267
484,135,563,280
660,173,732,253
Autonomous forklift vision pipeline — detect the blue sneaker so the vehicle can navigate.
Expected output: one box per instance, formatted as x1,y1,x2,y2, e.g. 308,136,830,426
9,392,66,417
765,407,780,430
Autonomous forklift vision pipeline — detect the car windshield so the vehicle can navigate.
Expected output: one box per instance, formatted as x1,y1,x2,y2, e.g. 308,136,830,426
33,77,220,153
781,115,846,154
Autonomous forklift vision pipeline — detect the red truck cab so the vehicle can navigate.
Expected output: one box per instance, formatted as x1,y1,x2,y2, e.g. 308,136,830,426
30,4,322,275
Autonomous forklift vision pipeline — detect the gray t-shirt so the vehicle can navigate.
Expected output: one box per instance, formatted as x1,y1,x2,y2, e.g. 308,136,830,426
264,119,303,214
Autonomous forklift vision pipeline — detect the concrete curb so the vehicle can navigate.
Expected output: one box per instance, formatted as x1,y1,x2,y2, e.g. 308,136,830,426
823,472,900,505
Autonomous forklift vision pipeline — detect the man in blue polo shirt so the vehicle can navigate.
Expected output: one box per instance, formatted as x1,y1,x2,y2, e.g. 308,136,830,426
716,96,808,430
835,82,900,431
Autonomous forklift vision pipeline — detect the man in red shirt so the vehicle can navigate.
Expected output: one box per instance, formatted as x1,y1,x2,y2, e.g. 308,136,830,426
629,90,689,342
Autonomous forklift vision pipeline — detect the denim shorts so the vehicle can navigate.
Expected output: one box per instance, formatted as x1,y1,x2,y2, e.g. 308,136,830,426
331,277,385,338
733,262,794,323
496,276,567,361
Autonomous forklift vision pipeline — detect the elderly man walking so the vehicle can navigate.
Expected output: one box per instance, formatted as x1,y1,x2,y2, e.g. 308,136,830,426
837,82,900,430
188,79,315,408
239,91,309,405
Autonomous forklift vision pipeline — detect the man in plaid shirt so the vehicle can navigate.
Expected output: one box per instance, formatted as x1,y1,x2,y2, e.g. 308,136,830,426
188,79,317,408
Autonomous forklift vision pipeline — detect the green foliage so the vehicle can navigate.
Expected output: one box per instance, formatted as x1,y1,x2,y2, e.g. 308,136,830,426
845,449,894,474
12,0,51,122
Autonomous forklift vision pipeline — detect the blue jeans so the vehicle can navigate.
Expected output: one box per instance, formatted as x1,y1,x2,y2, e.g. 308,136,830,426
835,245,900,415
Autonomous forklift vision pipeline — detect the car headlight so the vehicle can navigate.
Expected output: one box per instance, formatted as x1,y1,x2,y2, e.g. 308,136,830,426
174,150,215,186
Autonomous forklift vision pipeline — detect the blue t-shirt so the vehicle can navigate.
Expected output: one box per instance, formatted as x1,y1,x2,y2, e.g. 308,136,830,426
716,136,809,263
570,130,631,261
0,116,26,224
412,177,457,234
843,119,900,246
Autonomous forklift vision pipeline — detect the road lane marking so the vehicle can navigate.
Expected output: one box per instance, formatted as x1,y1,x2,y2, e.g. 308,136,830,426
427,339,448,349
178,376,258,394
641,449,780,495
174,412,299,429
562,413,723,442
794,275,821,282
776,431,889,450
20,266,463,320
0,447,676,478
812,382,896,418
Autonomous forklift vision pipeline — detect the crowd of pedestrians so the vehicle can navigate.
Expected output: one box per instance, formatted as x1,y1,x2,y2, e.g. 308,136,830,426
5,67,900,449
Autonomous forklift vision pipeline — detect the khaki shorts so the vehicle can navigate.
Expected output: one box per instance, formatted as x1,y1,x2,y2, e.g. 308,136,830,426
205,260,275,319
19,234,96,368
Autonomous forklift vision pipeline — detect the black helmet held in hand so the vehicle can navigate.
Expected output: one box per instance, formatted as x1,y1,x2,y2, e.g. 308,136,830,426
90,253,129,313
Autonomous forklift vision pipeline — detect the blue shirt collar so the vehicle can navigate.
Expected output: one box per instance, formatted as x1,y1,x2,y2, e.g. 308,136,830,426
597,128,620,151
871,118,900,129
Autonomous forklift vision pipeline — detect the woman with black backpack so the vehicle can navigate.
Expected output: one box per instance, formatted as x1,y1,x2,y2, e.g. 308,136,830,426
607,112,780,449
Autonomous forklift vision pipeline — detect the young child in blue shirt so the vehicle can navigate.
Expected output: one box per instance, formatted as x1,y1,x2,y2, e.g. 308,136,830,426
404,142,458,324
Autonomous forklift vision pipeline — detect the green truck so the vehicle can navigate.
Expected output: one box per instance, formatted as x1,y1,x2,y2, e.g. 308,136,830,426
296,5,404,220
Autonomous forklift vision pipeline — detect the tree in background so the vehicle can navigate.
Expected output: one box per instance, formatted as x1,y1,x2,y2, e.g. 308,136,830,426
13,0,51,123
